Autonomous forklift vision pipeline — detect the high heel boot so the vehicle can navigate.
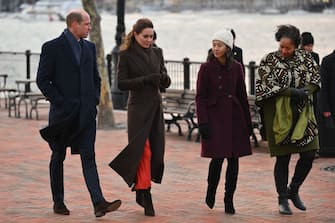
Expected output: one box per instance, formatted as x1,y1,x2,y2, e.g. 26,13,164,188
224,158,238,214
224,193,235,214
136,190,144,207
142,188,155,216
206,159,223,209
206,184,218,209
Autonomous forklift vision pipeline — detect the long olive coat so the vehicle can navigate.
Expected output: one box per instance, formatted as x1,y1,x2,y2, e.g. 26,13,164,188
196,59,252,158
109,43,171,187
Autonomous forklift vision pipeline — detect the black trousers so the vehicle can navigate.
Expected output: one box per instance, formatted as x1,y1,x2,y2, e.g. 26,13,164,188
207,158,239,194
274,150,315,196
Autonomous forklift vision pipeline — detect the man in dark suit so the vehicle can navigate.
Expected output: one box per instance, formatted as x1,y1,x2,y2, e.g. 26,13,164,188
300,32,320,65
36,9,121,217
318,50,335,157
230,29,245,75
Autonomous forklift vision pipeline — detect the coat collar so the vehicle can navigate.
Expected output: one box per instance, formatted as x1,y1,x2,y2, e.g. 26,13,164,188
59,32,81,67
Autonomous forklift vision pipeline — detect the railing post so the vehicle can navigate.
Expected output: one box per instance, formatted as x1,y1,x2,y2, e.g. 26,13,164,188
25,49,31,92
111,0,127,109
183,57,190,89
248,61,256,95
106,53,112,88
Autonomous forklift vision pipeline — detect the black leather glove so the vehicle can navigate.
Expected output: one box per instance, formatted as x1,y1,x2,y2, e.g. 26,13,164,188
143,74,161,87
160,73,171,88
199,123,210,140
290,88,308,101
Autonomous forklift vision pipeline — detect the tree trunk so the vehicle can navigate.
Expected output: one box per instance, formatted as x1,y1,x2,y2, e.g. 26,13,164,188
82,0,115,128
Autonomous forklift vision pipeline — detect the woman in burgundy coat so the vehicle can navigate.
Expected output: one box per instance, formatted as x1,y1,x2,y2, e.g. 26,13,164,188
196,29,252,214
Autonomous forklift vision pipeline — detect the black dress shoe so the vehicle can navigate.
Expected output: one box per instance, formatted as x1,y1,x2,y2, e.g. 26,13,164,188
94,199,122,218
53,202,70,215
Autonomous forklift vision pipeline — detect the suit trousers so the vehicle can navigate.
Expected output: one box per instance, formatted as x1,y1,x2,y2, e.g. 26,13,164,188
49,123,104,205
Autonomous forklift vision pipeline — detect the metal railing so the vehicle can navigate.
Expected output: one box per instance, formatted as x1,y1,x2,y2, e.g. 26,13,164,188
0,50,258,96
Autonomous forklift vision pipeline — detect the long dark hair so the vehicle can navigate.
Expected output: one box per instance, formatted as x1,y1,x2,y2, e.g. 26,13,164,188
120,18,154,51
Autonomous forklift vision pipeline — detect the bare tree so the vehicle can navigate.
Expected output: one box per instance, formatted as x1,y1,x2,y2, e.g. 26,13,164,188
82,0,116,128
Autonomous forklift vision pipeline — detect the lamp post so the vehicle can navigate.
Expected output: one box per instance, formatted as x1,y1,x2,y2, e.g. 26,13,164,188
111,0,128,109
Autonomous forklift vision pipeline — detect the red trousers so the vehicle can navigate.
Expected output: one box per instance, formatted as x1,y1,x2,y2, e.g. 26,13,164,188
135,139,152,189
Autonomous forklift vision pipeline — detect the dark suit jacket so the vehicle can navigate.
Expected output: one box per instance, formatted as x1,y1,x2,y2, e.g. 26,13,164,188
320,50,335,113
37,32,101,154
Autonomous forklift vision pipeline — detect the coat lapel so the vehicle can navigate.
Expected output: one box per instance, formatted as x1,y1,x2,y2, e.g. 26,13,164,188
59,33,80,67
129,44,160,75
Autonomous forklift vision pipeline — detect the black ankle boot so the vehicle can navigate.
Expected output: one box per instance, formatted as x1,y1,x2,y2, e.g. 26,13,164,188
206,185,217,209
142,189,155,216
288,185,306,211
135,190,144,207
224,193,235,214
278,197,292,215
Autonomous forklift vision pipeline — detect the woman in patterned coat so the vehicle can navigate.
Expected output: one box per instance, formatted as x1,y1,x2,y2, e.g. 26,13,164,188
255,25,320,215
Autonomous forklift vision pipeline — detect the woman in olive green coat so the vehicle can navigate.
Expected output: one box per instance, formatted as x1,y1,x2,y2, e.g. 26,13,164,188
255,25,320,215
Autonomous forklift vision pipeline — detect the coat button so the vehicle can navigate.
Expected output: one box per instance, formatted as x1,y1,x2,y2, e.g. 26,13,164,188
218,85,222,89
228,94,232,98
218,76,222,79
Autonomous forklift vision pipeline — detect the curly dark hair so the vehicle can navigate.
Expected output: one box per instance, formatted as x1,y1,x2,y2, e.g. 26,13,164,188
275,25,301,48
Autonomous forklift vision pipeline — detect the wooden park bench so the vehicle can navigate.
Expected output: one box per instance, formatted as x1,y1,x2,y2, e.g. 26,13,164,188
8,79,47,120
162,89,199,140
162,90,261,145
0,74,17,109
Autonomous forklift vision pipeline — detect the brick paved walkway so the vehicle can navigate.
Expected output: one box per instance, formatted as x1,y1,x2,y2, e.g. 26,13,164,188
0,104,334,223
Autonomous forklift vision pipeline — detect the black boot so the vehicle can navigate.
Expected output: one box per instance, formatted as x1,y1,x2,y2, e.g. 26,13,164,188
135,190,144,207
206,184,217,209
224,193,235,214
288,183,306,211
278,196,292,215
224,158,238,214
142,189,155,216
205,159,223,209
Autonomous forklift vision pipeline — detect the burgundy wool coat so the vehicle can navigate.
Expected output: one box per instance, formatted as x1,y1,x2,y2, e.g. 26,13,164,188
196,59,252,158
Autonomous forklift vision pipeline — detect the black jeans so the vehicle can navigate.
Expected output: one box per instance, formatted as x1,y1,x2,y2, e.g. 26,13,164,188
207,158,239,194
274,150,315,196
